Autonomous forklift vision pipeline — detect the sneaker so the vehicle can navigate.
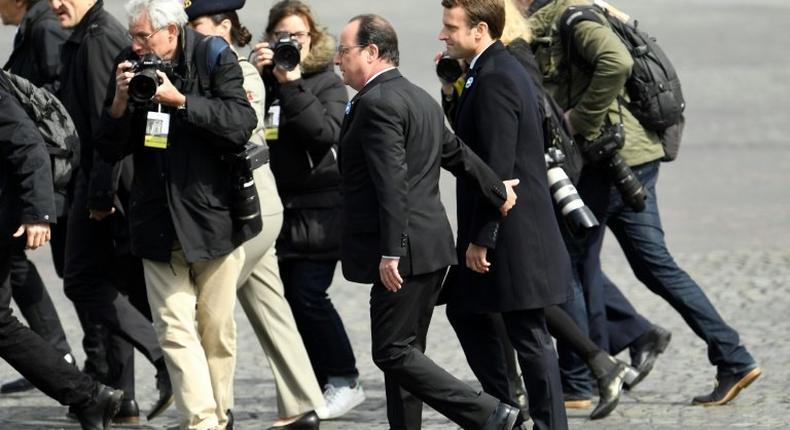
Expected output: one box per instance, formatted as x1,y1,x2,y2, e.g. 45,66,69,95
315,383,366,420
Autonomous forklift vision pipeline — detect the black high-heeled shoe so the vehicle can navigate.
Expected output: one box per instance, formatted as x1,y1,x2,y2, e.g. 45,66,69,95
267,410,320,429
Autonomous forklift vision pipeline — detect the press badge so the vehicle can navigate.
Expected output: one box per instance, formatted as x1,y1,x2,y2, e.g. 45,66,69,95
144,109,170,149
264,103,280,141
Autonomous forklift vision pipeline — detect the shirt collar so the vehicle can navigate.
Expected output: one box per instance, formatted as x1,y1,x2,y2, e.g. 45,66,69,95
469,40,496,70
363,66,397,89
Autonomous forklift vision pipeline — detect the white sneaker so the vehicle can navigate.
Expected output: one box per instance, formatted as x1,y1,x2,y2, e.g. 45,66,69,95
315,382,366,420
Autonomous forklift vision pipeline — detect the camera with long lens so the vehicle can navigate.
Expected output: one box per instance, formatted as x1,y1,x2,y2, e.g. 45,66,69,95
436,52,464,84
223,143,270,230
128,54,171,104
272,32,301,71
582,123,647,212
545,147,599,237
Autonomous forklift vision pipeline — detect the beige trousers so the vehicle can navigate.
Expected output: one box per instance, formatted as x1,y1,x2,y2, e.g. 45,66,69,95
237,211,326,418
143,246,244,430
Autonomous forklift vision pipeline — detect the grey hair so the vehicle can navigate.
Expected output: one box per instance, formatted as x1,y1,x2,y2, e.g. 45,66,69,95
125,0,188,29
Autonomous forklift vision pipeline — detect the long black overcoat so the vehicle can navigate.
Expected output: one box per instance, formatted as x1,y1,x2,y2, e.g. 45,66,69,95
450,41,570,312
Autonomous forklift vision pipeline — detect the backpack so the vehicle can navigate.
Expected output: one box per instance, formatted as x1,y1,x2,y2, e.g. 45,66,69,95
559,1,685,160
0,69,79,192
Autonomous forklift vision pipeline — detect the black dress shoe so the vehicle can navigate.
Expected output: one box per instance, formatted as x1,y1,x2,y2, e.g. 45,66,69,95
113,398,140,424
590,360,629,420
0,377,35,394
625,325,671,390
227,409,234,430
147,366,174,420
267,411,320,429
76,384,124,430
692,367,762,406
481,402,519,430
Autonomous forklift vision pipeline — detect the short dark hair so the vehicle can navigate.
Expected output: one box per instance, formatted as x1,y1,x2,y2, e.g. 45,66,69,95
349,14,399,67
440,0,505,39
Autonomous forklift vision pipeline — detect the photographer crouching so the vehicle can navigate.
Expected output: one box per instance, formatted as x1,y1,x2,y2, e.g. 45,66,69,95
94,0,257,428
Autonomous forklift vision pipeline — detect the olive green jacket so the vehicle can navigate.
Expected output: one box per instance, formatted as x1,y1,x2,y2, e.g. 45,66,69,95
528,0,663,166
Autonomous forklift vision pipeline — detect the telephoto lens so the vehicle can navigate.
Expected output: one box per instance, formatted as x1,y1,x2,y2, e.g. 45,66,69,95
436,53,464,84
545,148,599,237
606,153,647,212
230,172,260,222
272,33,301,71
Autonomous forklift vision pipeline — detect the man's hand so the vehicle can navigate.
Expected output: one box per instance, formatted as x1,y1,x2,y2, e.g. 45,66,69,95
466,243,490,274
379,257,403,292
13,223,50,250
500,178,520,216
111,61,134,118
153,71,186,108
89,207,116,221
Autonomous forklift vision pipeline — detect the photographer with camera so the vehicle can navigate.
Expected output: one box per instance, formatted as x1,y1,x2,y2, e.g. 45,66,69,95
250,1,367,420
95,0,257,428
528,0,760,406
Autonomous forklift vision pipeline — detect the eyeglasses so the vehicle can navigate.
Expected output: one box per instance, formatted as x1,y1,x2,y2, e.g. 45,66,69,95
336,44,366,56
274,31,311,42
129,27,163,44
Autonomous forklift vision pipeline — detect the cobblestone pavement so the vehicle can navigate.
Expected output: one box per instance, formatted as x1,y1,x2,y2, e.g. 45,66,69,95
2,0,789,429
1,248,789,429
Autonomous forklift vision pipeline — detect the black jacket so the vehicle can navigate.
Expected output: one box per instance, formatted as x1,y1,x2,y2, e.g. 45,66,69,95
3,1,68,92
58,0,127,212
263,35,347,260
0,88,55,246
450,41,570,312
338,69,506,284
96,28,257,263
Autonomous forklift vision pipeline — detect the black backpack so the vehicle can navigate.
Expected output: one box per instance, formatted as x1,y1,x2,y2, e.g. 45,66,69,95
0,69,79,192
559,3,685,160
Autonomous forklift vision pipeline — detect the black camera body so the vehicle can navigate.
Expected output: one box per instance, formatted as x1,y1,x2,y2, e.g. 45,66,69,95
436,53,464,84
582,123,647,212
272,33,301,71
223,143,270,225
545,147,599,237
128,54,171,104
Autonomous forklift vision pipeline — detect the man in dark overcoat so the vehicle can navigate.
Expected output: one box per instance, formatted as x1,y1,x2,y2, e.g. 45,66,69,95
439,0,570,429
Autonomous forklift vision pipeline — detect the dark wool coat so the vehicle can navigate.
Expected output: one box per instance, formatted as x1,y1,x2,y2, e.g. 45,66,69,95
450,41,570,312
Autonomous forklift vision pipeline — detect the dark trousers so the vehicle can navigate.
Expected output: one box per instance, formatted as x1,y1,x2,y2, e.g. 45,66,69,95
63,171,162,396
370,268,499,430
6,248,71,356
0,240,95,407
447,305,568,430
577,161,756,374
279,259,358,386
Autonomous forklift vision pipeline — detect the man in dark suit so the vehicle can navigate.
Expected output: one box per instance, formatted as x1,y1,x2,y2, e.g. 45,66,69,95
438,1,569,429
335,13,522,430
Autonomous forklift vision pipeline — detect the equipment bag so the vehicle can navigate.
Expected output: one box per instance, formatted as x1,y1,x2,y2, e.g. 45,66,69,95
559,1,685,160
0,69,79,191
